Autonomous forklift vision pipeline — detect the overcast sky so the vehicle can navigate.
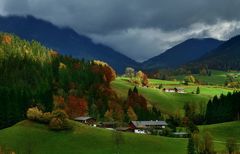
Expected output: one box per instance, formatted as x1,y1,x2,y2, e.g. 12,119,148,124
1,0,240,62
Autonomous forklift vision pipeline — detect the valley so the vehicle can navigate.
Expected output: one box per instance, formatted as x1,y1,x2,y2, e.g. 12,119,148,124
0,16,240,154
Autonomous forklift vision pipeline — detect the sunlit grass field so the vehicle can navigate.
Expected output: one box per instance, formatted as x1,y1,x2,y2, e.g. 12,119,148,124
0,120,187,154
112,77,232,115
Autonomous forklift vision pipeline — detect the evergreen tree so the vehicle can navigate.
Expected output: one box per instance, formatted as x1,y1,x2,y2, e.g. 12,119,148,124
133,86,138,94
196,87,200,94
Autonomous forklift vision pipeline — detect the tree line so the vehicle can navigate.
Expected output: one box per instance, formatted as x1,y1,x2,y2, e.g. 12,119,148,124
205,92,240,124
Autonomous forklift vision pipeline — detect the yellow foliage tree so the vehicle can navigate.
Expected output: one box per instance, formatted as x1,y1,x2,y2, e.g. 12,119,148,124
127,106,138,121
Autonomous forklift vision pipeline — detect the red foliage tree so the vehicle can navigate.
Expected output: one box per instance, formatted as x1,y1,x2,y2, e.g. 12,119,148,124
66,95,88,118
126,91,148,111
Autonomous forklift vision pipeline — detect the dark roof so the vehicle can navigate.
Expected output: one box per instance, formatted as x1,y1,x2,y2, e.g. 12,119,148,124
131,121,168,128
101,122,117,125
116,127,131,131
74,116,95,121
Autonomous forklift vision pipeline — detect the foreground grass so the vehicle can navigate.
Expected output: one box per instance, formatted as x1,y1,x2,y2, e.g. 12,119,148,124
112,77,232,115
0,120,187,154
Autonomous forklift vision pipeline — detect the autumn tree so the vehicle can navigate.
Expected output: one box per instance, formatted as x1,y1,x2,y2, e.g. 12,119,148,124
53,95,65,110
105,101,124,122
136,71,149,86
125,87,151,120
184,75,196,85
1,34,12,44
93,60,116,84
127,106,138,121
66,95,88,118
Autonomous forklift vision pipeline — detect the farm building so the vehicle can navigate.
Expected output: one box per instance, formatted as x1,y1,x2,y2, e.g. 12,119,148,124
129,120,168,134
74,116,96,126
163,87,185,93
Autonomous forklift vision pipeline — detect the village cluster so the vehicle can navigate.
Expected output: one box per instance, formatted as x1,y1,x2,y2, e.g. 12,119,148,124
74,116,189,138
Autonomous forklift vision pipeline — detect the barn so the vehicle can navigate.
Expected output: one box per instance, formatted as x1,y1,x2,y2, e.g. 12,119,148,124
74,116,97,126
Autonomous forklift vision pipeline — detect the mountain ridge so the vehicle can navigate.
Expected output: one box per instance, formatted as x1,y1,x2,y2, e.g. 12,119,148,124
0,15,139,73
142,38,224,70
188,35,240,70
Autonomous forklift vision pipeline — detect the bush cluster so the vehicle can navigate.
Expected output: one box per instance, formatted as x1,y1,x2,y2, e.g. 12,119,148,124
26,107,72,130
49,110,72,130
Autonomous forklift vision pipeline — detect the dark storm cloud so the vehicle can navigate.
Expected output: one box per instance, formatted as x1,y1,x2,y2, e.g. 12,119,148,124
1,0,240,61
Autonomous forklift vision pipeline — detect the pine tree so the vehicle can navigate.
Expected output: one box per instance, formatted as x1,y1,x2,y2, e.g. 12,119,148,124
196,87,200,94
133,86,138,94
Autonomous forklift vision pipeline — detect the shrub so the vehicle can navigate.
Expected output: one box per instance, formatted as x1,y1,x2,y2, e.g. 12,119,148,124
27,107,53,124
49,110,72,130
39,112,53,124
27,107,43,121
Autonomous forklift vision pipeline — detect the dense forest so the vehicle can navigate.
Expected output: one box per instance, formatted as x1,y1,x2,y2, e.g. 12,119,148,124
205,92,240,124
0,33,114,128
0,33,160,129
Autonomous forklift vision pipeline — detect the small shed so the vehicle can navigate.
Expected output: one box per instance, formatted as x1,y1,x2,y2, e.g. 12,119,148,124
74,116,96,126
163,88,185,93
175,88,185,93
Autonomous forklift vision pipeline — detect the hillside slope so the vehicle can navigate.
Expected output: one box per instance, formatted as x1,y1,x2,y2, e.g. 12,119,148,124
191,35,240,70
111,77,232,115
199,121,240,143
0,120,187,154
0,15,139,73
142,38,223,70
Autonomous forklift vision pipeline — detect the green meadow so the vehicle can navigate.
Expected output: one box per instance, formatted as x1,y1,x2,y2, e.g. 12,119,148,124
112,77,232,115
0,120,239,154
199,121,240,152
0,120,187,154
0,76,239,154
174,70,240,85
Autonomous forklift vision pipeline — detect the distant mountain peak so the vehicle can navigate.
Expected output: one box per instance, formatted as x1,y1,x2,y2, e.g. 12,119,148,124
189,34,240,70
142,38,223,70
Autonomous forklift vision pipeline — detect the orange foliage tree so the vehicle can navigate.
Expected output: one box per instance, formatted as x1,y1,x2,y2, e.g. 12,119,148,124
127,106,138,121
1,35,12,45
126,89,148,110
92,60,116,84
